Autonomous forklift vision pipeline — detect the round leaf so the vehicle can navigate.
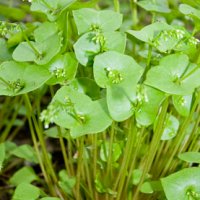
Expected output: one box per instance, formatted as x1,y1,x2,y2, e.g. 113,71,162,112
0,61,51,96
161,168,200,200
47,53,78,85
74,31,126,66
93,51,143,121
145,53,200,95
73,8,123,35
47,86,112,137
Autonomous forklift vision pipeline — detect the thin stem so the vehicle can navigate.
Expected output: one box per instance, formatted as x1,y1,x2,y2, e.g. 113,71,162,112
20,26,41,58
130,0,138,27
0,97,22,142
160,92,200,177
113,0,120,12
133,98,169,200
116,120,137,200
93,134,99,200
23,95,55,196
106,122,115,178
75,137,84,200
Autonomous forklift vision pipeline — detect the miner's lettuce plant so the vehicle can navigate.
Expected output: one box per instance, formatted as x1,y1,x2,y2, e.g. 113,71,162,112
0,0,200,200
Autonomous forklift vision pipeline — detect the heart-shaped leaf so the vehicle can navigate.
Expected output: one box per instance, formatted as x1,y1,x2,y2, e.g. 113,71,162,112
145,53,200,95
161,168,200,200
93,51,143,121
11,144,39,164
10,166,39,186
173,95,192,117
74,31,126,66
73,8,123,35
0,61,51,96
46,53,78,85
137,0,171,13
41,86,112,137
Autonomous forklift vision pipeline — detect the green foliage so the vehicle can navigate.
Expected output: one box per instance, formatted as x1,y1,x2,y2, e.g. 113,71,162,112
161,168,200,200
1,0,200,200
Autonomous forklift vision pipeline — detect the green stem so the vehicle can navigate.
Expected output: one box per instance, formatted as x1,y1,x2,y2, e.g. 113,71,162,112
116,119,137,200
160,92,200,177
20,26,41,58
24,95,55,196
93,134,99,200
130,0,138,27
113,0,120,12
133,98,169,200
0,97,22,142
75,137,84,200
106,122,115,178
23,94,58,184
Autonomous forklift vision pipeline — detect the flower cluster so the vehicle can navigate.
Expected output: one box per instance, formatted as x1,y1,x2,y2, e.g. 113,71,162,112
105,68,123,84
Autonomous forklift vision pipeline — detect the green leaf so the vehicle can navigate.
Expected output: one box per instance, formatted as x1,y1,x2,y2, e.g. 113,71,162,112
173,95,192,117
127,23,198,53
0,38,12,62
0,61,51,96
145,53,200,95
45,86,112,137
44,127,69,139
34,22,59,42
10,166,39,186
11,144,39,164
70,78,101,100
58,170,76,196
93,51,143,121
31,0,76,21
132,169,151,185
73,8,123,35
140,181,163,194
178,152,200,163
46,53,78,85
127,22,172,43
100,141,122,162
179,4,200,21
74,31,126,66
161,168,200,200
12,183,41,200
136,85,165,126
160,114,179,140
13,22,62,65
137,0,171,13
